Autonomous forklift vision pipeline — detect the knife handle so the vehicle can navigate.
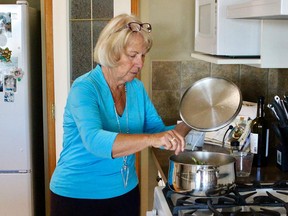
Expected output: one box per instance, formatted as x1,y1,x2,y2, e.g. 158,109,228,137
272,100,288,127
281,99,288,119
267,103,280,121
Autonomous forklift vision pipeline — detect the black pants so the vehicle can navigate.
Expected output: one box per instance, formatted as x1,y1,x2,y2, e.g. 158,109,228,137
50,185,140,216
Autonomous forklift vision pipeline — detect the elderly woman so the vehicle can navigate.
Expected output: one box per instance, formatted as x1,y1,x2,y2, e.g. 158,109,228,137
50,13,191,216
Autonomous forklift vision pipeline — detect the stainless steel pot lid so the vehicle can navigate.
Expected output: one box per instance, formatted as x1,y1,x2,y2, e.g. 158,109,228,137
179,77,242,132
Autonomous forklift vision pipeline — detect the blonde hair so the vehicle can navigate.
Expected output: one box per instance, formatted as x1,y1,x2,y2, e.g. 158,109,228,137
94,14,153,68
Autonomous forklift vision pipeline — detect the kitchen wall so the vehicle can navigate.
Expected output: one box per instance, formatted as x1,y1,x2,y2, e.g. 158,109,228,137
0,0,40,9
152,61,288,125
139,0,288,114
55,0,288,130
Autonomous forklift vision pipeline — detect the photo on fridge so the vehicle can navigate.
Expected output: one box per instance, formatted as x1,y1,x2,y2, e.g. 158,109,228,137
4,74,16,92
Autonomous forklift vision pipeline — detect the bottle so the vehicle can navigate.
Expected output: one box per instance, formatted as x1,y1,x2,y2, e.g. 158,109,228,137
250,96,269,167
238,117,247,132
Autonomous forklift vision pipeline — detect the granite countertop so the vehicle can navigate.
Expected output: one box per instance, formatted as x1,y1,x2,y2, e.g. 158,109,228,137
152,144,288,184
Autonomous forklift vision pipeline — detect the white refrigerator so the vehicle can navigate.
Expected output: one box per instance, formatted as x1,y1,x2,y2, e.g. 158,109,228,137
0,1,44,215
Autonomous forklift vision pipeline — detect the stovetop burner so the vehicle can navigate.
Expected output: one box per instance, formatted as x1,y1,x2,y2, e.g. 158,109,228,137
162,181,288,216
236,180,288,191
210,208,281,216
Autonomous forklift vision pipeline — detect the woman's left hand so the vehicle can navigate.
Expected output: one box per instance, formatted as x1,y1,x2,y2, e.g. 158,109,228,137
148,129,186,155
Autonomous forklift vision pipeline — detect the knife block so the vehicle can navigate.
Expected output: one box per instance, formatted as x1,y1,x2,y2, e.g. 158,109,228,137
276,144,288,172
275,126,288,172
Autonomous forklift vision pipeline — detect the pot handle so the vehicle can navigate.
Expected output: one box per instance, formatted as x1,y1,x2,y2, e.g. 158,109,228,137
167,182,188,193
167,182,174,191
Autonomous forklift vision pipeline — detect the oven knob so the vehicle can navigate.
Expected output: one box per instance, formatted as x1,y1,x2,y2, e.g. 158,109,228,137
146,209,157,216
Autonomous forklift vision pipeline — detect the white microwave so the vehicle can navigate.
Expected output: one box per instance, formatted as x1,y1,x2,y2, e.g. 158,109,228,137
195,0,261,56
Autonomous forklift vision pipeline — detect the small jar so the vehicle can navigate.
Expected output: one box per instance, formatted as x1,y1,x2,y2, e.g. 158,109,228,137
230,140,240,154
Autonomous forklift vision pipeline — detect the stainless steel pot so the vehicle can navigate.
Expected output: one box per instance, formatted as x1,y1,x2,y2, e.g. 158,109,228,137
168,151,236,196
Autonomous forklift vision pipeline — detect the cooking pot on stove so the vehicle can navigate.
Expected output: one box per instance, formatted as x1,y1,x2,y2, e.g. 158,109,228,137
168,77,241,196
168,151,236,196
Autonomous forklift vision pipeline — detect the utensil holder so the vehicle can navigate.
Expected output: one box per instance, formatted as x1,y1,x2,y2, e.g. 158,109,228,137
274,125,288,172
276,144,288,171
277,144,288,172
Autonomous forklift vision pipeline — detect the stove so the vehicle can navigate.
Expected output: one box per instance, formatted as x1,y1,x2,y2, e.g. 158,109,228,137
147,181,288,216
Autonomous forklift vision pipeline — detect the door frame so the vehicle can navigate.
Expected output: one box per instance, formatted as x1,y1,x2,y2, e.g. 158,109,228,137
43,0,56,181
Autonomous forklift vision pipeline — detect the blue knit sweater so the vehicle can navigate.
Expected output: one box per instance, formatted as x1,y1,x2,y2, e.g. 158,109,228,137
50,65,173,199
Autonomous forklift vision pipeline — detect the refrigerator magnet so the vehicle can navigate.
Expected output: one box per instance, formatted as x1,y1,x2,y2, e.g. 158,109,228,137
0,47,12,62
11,67,24,81
4,75,16,92
0,12,12,38
4,91,14,102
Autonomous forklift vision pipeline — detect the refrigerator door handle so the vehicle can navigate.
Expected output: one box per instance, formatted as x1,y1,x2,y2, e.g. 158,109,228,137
0,170,31,174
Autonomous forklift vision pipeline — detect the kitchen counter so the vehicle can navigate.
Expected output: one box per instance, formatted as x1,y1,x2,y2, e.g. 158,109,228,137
152,144,288,184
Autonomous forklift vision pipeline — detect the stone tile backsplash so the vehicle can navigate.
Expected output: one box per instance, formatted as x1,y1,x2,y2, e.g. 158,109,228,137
151,59,288,127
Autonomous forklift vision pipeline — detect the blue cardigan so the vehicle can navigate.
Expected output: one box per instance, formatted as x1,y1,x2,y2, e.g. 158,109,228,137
50,65,173,199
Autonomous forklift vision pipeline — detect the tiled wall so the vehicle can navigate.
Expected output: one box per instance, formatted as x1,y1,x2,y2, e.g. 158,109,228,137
69,0,113,82
68,1,288,149
151,59,288,130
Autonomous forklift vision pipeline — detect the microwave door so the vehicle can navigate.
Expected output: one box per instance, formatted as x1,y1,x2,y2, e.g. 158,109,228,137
194,0,261,56
195,0,217,54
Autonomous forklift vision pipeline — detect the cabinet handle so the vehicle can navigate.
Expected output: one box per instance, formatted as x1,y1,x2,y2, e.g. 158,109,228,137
156,176,162,182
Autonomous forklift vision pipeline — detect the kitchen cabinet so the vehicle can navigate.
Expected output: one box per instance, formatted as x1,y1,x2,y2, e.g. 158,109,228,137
192,0,288,68
192,20,288,68
228,0,288,68
226,0,288,19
